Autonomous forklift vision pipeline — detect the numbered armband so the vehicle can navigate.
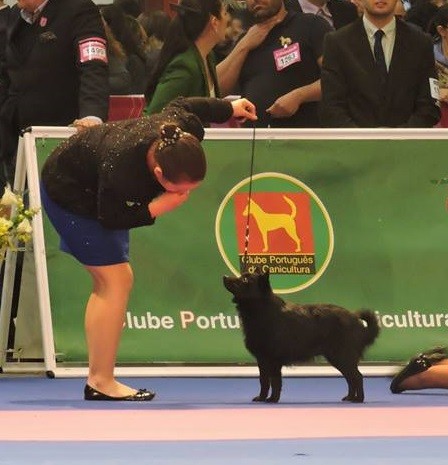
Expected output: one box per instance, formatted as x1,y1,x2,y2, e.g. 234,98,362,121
78,37,108,64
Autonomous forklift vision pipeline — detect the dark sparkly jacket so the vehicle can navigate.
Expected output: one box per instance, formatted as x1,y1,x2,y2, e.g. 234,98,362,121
41,97,233,229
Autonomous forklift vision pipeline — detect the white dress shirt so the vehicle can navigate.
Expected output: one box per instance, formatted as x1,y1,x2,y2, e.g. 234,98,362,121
363,16,396,70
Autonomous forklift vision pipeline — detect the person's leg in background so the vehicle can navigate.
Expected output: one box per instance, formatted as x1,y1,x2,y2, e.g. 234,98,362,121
0,101,20,191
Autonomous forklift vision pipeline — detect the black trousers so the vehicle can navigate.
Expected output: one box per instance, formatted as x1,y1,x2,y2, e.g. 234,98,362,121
0,99,20,190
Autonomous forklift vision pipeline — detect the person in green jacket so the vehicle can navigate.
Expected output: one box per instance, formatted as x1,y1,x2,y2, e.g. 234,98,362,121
145,0,229,114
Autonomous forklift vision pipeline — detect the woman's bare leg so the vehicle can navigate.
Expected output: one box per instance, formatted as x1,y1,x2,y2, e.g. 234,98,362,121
84,262,136,397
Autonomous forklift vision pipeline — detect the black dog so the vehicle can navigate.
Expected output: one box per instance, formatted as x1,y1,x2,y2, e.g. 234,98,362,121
223,270,380,403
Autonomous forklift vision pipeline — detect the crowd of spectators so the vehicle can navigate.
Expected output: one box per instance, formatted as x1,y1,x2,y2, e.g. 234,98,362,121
2,0,448,186
101,0,448,130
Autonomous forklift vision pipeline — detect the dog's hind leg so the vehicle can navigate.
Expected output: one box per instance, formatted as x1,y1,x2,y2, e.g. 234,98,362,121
266,362,283,403
252,358,270,402
327,356,364,403
340,366,364,403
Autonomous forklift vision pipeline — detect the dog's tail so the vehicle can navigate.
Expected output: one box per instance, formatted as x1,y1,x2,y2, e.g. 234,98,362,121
356,309,380,347
283,195,297,219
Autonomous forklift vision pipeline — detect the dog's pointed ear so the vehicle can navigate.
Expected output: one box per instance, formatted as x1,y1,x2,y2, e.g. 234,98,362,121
240,261,249,274
253,265,263,274
259,269,271,291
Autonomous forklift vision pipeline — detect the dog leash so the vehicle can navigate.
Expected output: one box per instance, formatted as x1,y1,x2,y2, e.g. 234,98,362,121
241,122,256,273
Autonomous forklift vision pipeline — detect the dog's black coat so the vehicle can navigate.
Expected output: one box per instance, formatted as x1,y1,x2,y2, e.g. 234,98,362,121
223,271,380,403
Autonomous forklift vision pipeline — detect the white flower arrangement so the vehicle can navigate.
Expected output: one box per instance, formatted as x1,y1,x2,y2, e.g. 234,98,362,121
0,185,40,258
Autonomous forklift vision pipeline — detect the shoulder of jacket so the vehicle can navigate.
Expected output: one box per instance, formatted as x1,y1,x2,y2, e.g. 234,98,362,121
332,18,361,37
397,18,432,43
166,47,202,71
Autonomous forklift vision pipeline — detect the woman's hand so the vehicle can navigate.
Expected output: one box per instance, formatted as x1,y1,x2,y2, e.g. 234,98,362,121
148,191,190,218
231,98,258,122
72,117,102,131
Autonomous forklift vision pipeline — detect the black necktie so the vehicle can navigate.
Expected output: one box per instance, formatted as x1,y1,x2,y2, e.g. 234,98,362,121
374,29,388,85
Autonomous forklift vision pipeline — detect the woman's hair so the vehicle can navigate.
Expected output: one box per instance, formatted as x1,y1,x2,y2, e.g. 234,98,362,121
145,0,223,100
138,10,170,44
113,0,141,18
428,4,448,40
102,18,126,60
101,5,147,61
123,15,148,61
154,123,206,183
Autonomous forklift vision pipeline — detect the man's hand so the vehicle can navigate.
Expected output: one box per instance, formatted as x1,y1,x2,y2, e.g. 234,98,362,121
239,17,281,51
266,80,322,119
266,89,302,119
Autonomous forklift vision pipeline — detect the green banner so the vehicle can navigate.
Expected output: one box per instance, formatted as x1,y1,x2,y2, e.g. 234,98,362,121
36,136,448,365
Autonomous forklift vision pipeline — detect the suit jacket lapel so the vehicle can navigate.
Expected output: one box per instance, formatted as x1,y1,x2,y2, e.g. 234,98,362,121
36,0,57,29
192,45,209,95
386,20,408,95
353,18,400,98
351,20,380,83
8,7,22,42
327,2,339,28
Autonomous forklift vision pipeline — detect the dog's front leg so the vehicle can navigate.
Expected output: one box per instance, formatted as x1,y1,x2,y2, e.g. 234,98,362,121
266,363,282,403
252,359,270,402
338,365,364,403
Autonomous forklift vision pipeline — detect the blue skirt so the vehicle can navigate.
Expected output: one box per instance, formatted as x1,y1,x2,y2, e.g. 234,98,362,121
40,183,129,266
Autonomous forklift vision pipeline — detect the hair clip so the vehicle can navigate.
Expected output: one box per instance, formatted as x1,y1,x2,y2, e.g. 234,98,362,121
158,125,185,151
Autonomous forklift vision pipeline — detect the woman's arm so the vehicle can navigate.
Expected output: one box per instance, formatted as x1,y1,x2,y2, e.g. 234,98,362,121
166,96,257,132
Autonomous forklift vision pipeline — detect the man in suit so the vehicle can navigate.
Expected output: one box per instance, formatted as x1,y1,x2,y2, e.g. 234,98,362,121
320,0,440,127
0,1,10,61
0,0,109,189
285,0,358,29
0,0,109,362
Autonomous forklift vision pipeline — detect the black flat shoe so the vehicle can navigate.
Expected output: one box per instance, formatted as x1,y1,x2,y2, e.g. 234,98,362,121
390,355,431,394
84,384,156,401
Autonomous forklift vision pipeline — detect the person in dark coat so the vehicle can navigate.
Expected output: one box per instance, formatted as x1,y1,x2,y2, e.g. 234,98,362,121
0,1,10,62
0,0,109,189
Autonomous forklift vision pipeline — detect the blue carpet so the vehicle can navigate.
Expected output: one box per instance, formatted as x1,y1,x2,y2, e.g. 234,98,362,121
0,376,446,410
0,438,446,465
0,377,447,464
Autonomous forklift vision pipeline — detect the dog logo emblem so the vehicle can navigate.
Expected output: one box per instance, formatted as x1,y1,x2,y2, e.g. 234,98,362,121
215,172,334,293
241,195,303,253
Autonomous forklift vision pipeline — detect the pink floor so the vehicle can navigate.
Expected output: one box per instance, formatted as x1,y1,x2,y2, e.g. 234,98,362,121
1,406,446,441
